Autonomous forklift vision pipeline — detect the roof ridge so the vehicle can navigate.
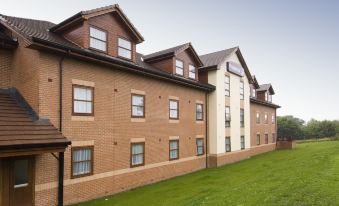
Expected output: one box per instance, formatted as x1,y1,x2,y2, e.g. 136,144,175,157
199,46,238,57
81,4,118,15
143,42,190,59
0,13,55,25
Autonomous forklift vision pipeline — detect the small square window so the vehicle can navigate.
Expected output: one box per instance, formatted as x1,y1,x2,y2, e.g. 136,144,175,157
196,138,204,156
189,64,196,79
73,85,94,116
72,147,93,178
118,38,132,60
196,104,204,121
169,100,179,119
131,94,145,118
176,60,184,76
89,27,107,52
131,143,145,167
169,140,179,160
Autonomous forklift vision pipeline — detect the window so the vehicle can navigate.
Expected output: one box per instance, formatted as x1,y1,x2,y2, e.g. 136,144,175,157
131,143,145,167
264,113,268,124
14,159,28,188
89,26,107,52
169,140,179,160
72,147,93,178
196,138,204,155
225,137,231,152
265,134,269,144
256,112,260,124
268,94,272,102
224,76,230,96
272,115,275,124
240,136,245,150
131,94,145,117
225,106,231,127
240,81,244,100
175,60,184,76
272,133,276,143
189,64,196,79
118,38,132,59
256,134,260,145
252,88,256,97
240,109,244,128
73,85,94,115
196,104,204,121
265,92,269,101
169,100,179,119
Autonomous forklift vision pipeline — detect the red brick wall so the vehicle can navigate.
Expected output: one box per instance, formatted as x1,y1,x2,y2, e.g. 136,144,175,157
34,52,207,205
0,49,12,88
250,102,277,147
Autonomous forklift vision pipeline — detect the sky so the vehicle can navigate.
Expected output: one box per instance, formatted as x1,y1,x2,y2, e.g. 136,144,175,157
1,0,339,121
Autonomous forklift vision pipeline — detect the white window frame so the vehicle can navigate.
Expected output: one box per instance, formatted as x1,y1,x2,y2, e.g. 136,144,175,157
73,85,94,115
225,106,231,127
240,81,244,100
175,59,184,76
89,26,107,52
188,64,196,79
169,100,179,119
118,38,132,60
225,75,230,96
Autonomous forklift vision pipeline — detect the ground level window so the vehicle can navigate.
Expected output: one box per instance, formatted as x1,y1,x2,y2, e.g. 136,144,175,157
240,136,245,150
265,134,269,144
225,137,231,152
196,138,204,155
272,133,276,143
256,134,260,145
169,140,179,160
72,147,93,178
131,143,145,167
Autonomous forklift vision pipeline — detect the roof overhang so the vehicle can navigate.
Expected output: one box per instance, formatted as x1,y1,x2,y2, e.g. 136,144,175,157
250,97,280,108
29,37,215,92
50,4,144,43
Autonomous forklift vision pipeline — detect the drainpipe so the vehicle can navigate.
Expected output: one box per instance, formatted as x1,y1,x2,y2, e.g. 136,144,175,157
58,56,65,206
205,92,208,168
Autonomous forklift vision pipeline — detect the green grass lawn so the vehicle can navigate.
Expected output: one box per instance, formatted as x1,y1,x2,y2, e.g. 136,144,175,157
75,141,339,206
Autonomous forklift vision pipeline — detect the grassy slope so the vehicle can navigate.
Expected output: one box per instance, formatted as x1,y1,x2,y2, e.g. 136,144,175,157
75,141,339,206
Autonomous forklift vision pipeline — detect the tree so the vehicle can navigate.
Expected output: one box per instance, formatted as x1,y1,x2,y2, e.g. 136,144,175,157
277,116,304,140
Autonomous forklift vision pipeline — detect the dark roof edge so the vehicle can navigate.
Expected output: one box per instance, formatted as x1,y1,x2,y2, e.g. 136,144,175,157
143,52,174,63
49,12,82,32
250,97,281,108
198,65,218,73
30,37,215,92
235,49,254,84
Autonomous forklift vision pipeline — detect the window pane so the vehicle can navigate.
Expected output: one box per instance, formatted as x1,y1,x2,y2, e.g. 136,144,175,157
90,38,107,51
176,60,183,68
132,96,144,106
118,38,132,50
170,150,178,159
132,144,144,154
176,67,183,75
196,113,203,120
197,147,203,155
196,104,202,113
170,141,178,150
132,154,143,165
170,110,178,118
74,101,92,113
189,65,196,79
118,47,132,59
90,27,107,41
170,101,178,109
197,139,203,146
132,106,144,116
14,159,28,186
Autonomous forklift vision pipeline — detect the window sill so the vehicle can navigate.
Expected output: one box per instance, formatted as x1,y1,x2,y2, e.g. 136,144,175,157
71,116,95,121
196,120,204,124
131,118,146,123
169,119,179,124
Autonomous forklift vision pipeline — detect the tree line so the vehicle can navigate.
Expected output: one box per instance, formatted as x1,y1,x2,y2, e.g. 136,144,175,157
277,116,339,140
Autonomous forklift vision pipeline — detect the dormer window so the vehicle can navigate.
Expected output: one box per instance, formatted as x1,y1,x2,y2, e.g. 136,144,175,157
175,60,184,76
89,26,107,52
189,64,196,79
268,94,272,102
118,38,132,60
252,88,256,98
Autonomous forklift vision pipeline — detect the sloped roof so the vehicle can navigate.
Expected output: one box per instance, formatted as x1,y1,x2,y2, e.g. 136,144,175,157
0,92,70,153
250,97,280,108
49,4,144,43
199,47,238,67
257,83,275,94
199,47,253,83
0,13,214,92
143,43,203,66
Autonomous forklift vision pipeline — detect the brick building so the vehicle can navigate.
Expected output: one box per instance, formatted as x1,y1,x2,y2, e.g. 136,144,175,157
0,4,279,206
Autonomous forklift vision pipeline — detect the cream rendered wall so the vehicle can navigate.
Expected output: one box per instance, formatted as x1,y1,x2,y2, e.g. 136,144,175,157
208,51,251,155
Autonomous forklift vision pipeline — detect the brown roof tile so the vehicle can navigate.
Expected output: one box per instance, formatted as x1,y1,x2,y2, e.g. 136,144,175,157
0,93,70,151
